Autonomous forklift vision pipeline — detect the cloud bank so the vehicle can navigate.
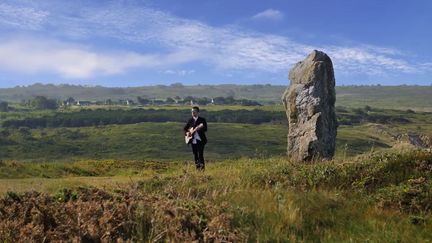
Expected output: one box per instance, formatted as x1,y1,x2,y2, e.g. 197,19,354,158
0,1,429,80
0,38,200,78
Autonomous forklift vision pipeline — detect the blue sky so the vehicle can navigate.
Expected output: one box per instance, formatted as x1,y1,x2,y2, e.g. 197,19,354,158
0,0,431,88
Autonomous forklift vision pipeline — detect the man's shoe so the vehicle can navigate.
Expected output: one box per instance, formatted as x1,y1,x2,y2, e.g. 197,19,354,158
198,163,205,171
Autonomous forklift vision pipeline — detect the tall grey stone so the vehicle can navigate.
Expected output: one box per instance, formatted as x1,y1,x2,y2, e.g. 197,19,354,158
282,50,337,161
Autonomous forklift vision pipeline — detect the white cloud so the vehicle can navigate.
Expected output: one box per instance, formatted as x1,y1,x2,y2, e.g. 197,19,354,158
0,38,197,79
0,1,430,79
164,69,195,76
326,46,418,75
252,9,284,21
0,3,48,30
72,3,429,75
419,62,432,72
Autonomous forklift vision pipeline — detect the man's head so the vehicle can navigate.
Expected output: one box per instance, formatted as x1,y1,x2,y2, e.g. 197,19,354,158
191,106,199,118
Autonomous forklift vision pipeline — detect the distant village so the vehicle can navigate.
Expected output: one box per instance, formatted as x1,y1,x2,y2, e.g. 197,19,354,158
61,96,262,107
0,95,263,112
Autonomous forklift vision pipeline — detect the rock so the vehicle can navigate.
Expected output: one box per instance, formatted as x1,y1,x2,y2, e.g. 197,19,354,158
396,133,432,149
282,50,337,161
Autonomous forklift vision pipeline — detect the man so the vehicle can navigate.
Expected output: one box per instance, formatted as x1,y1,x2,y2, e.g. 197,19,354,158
184,106,207,170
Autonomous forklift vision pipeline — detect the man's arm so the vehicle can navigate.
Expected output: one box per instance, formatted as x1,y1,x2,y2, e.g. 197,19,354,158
200,118,207,132
192,123,204,132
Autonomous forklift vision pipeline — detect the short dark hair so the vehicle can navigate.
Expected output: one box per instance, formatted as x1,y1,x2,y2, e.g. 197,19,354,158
192,106,200,112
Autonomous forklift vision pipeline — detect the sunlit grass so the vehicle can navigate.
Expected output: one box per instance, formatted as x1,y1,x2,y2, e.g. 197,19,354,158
1,150,431,241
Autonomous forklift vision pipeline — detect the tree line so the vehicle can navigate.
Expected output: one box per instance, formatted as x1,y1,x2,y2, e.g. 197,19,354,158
1,106,414,129
8,95,262,110
2,109,284,128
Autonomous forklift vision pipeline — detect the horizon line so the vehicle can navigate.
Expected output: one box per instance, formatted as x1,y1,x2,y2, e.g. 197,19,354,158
1,82,432,89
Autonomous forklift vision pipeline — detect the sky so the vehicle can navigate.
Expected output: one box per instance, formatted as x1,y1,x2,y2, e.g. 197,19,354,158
0,0,431,88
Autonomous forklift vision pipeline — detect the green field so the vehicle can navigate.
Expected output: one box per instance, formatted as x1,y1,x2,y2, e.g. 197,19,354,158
1,104,431,163
0,98,431,241
0,121,428,163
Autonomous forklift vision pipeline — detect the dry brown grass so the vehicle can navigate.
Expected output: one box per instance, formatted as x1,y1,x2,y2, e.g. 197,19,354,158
0,186,245,242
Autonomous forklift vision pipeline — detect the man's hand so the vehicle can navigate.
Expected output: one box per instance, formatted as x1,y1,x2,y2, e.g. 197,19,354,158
188,124,202,135
187,127,194,135
194,124,204,132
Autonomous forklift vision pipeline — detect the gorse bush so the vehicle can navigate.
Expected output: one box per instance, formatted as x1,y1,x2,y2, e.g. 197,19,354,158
244,150,432,193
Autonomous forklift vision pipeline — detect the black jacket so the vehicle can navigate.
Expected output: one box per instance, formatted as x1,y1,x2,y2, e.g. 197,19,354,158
184,116,207,144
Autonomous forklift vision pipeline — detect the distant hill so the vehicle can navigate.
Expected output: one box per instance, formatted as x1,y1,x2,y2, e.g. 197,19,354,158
0,83,283,103
0,83,431,110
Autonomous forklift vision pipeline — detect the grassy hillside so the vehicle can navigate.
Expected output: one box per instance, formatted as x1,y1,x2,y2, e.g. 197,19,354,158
1,150,431,241
1,83,431,110
337,85,432,111
0,121,426,163
0,105,431,162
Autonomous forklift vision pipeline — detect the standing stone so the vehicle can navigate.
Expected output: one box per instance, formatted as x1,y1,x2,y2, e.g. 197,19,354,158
282,50,337,161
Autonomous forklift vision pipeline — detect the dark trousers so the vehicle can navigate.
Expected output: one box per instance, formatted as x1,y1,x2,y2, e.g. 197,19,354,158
191,141,205,169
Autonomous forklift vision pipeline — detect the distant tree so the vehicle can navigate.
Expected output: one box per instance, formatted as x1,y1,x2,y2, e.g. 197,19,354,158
31,96,58,110
170,82,184,88
213,96,236,105
105,99,113,105
165,97,175,104
152,99,165,105
0,101,8,112
196,97,211,105
183,96,195,103
173,96,182,103
66,97,75,105
137,96,151,105
20,99,31,107
225,96,235,104
240,99,262,106
213,96,226,105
